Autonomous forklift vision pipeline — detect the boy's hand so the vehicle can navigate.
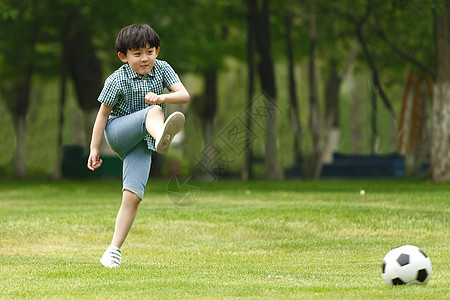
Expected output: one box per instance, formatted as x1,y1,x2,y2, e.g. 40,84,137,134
145,92,164,104
87,149,103,171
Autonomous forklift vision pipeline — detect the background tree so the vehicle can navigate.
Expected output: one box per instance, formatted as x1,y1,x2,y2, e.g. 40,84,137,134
48,2,106,178
432,0,450,182
284,10,303,171
274,0,359,179
0,0,41,178
0,0,447,182
247,0,284,180
164,0,245,178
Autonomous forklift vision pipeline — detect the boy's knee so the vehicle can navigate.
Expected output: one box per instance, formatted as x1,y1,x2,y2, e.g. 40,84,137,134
147,105,163,115
123,189,143,203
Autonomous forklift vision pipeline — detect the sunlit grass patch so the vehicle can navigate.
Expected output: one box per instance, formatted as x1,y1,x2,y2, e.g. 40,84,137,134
0,179,449,299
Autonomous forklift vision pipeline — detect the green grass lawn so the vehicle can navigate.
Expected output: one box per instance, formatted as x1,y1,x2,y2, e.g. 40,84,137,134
0,179,449,299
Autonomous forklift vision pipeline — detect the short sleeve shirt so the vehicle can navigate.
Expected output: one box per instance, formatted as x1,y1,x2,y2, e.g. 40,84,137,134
98,59,180,151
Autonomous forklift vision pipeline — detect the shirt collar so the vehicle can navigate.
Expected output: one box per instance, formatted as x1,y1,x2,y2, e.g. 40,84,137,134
124,64,154,80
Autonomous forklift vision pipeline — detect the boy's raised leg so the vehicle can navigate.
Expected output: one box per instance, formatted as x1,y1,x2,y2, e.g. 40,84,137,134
145,105,185,154
145,105,165,139
155,113,185,155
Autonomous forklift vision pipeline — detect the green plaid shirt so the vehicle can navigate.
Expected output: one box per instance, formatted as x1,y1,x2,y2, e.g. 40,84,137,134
98,60,180,151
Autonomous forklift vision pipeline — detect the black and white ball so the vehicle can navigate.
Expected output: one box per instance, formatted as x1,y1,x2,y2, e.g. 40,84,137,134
382,245,432,286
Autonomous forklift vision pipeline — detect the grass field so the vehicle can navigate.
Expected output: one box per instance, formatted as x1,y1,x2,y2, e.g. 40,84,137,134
0,179,449,299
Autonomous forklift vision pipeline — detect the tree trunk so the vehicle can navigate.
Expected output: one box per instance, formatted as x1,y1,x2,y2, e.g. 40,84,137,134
355,6,396,120
285,12,302,171
53,19,70,179
350,74,365,153
4,1,37,178
247,0,283,180
370,74,379,154
13,115,26,178
304,4,322,179
190,69,218,179
323,44,358,163
242,10,256,180
325,62,341,130
8,73,33,179
323,62,341,163
431,0,450,182
201,70,217,178
67,14,103,151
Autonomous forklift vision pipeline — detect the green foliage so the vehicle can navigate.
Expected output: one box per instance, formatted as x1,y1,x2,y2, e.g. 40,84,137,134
0,180,449,298
0,0,439,176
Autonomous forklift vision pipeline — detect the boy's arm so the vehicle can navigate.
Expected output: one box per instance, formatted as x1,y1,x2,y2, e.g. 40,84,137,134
145,82,190,105
87,104,113,171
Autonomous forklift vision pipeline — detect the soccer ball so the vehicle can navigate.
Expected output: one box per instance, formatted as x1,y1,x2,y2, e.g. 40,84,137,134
382,245,432,286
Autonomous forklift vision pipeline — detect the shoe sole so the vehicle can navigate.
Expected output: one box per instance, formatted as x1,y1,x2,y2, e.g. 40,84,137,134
156,112,185,154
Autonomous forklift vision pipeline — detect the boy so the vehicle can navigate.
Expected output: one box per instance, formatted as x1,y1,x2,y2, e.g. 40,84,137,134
87,24,190,268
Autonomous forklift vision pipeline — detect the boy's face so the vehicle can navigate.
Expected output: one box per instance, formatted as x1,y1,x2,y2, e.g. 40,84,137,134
118,44,159,75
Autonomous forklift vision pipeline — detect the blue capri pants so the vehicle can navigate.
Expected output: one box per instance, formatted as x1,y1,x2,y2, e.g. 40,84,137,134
104,107,153,200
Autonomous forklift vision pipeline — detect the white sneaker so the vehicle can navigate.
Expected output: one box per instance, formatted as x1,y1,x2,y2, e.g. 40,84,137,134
155,112,185,154
100,246,121,268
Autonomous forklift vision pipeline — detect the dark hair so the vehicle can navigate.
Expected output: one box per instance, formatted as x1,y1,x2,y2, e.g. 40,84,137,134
115,24,160,54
